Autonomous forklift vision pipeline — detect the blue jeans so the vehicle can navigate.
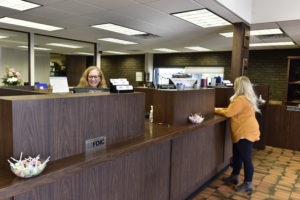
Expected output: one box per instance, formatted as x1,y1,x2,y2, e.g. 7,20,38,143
232,139,254,182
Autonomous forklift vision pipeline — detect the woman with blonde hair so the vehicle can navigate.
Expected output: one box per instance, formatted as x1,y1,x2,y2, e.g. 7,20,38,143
77,66,107,88
215,76,260,193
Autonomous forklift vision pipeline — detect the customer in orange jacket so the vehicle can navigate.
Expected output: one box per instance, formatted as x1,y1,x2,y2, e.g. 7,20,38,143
215,76,260,193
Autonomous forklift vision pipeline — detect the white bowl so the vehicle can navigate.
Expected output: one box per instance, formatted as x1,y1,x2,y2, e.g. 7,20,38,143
8,154,50,178
10,161,47,178
189,113,204,124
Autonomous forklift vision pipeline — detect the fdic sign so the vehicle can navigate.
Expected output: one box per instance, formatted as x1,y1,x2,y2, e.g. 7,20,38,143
85,136,106,151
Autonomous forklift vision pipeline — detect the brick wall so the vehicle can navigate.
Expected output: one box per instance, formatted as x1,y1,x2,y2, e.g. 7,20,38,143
101,54,145,87
153,52,232,80
101,49,300,101
247,49,300,102
154,49,300,101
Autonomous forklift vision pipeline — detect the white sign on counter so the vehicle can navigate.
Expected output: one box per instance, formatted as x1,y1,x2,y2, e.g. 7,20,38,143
49,77,69,93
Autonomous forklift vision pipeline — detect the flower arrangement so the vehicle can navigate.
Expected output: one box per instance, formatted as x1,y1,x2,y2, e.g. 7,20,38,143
2,67,22,86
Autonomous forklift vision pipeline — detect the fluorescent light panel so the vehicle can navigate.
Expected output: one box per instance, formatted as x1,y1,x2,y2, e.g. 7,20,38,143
0,0,40,11
0,35,8,39
0,17,63,31
220,28,283,38
172,9,231,28
46,43,81,48
18,45,51,50
104,51,128,55
251,29,283,35
154,48,178,53
98,38,137,45
219,32,233,37
92,23,146,35
250,42,295,47
75,52,94,56
185,46,211,51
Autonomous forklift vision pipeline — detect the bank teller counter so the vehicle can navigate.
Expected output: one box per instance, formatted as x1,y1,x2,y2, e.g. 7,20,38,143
0,92,144,168
0,89,231,200
150,88,232,199
265,104,300,151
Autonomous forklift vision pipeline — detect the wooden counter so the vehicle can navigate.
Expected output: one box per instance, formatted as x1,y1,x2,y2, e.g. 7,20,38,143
0,90,231,200
265,104,300,151
153,88,215,126
0,92,145,168
0,116,229,200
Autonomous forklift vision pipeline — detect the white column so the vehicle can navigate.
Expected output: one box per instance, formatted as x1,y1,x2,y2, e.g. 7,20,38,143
144,53,153,82
29,32,35,85
96,43,101,69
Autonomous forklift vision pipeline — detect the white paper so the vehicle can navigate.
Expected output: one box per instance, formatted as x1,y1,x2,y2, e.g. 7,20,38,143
136,72,143,82
110,78,129,85
49,77,69,93
116,85,133,90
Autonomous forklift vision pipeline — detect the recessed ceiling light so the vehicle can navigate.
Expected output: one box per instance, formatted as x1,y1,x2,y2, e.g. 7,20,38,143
75,52,94,56
219,32,234,37
46,43,81,48
250,42,295,47
0,0,41,11
0,35,8,39
98,38,138,45
220,28,283,38
18,45,52,50
91,23,146,35
0,17,63,31
154,48,178,53
251,29,283,36
104,51,128,55
184,46,212,51
172,9,231,28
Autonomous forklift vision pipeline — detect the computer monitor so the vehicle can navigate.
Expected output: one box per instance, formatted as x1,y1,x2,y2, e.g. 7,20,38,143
73,88,110,93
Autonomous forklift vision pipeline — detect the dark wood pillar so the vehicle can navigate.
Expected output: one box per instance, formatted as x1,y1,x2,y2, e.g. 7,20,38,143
231,23,250,82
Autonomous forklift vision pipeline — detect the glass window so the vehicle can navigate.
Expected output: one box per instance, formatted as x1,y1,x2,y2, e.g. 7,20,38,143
0,29,28,85
34,35,95,86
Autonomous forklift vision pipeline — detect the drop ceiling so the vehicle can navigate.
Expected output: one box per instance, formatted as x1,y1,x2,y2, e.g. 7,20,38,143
0,0,299,55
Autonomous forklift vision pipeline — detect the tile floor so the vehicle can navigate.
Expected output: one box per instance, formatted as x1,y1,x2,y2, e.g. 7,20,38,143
192,146,300,200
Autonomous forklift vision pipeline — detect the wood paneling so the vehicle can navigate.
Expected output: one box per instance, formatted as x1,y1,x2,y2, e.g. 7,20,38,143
0,100,12,170
266,104,300,151
170,122,230,200
66,55,87,86
134,87,154,113
14,142,171,200
214,85,269,107
153,89,215,126
0,92,145,167
214,87,234,107
231,23,250,81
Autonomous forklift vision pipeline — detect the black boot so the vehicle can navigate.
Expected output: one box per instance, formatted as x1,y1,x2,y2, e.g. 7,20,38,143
222,174,239,185
234,182,253,192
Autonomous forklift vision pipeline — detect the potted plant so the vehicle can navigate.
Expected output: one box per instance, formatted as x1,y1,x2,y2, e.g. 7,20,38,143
2,67,22,86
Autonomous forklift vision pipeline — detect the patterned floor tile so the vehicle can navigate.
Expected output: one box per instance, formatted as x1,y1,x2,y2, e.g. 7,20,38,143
192,146,300,200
